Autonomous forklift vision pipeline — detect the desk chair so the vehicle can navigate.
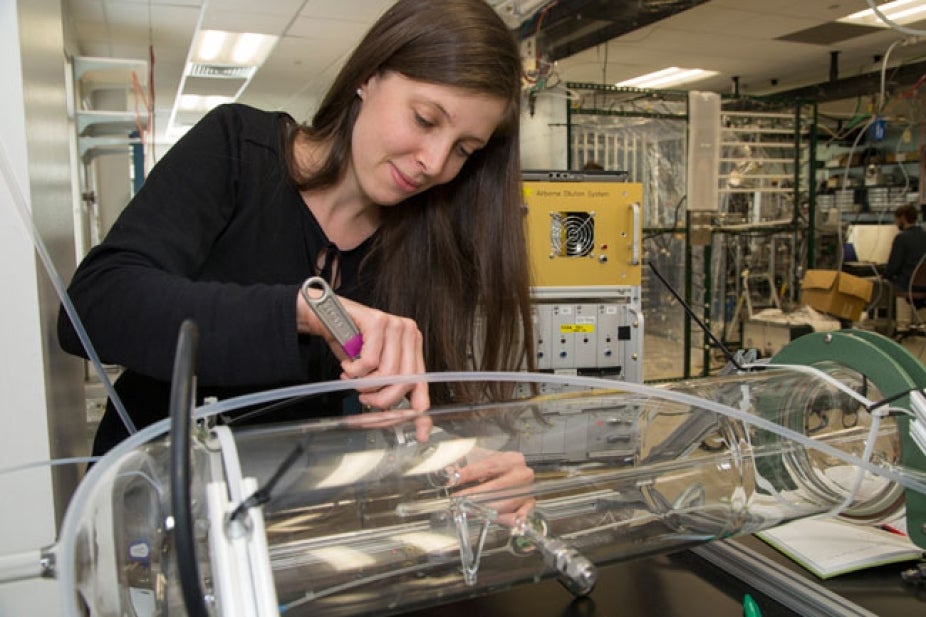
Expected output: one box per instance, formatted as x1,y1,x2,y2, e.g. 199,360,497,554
894,252,926,341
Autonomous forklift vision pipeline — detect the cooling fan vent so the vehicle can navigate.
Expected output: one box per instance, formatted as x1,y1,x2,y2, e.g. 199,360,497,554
550,211,595,257
187,63,256,79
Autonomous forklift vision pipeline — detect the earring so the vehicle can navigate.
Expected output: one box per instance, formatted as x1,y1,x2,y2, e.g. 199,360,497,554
356,88,363,99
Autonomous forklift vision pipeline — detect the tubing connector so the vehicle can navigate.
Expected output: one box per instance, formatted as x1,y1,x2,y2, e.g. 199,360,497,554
0,545,55,584
515,516,597,596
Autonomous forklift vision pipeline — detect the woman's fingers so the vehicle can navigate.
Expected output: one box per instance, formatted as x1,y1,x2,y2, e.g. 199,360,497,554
328,296,429,414
450,451,536,524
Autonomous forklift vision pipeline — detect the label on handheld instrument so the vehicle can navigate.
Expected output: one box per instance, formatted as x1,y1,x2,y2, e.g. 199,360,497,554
301,276,364,360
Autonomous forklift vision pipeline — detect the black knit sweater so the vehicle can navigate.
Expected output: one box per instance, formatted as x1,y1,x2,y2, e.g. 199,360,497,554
58,104,376,453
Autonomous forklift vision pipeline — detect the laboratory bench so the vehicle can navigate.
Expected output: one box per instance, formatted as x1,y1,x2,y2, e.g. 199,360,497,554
403,534,925,617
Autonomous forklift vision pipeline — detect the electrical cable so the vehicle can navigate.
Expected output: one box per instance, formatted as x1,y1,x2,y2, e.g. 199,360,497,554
168,319,209,617
148,43,156,166
647,261,745,371
868,386,924,413
147,0,156,164
643,194,686,240
880,38,905,112
521,0,559,88
130,71,149,144
601,40,609,85
836,113,877,267
228,439,307,522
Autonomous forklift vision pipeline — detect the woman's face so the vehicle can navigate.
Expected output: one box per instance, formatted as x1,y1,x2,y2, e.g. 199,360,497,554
350,71,508,206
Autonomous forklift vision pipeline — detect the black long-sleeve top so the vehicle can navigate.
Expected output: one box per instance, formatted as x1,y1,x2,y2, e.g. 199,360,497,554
884,225,926,292
58,104,377,453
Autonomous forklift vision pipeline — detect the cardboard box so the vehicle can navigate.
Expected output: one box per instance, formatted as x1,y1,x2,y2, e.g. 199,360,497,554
801,270,873,322
885,151,919,163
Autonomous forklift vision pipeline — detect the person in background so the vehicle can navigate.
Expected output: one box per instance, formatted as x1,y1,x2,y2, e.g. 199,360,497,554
57,0,535,477
884,204,926,332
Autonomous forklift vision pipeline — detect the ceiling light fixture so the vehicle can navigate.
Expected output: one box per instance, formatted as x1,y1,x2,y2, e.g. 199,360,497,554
190,29,278,67
616,67,719,89
167,25,279,142
839,0,926,27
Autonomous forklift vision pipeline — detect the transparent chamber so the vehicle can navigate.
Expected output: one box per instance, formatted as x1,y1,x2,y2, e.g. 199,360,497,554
57,354,925,617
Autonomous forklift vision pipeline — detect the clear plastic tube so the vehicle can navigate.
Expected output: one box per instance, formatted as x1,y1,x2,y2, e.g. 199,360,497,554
0,456,100,478
0,136,134,433
54,366,922,616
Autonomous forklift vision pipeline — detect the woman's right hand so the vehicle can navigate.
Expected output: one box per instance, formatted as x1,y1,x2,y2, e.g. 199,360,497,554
297,289,431,439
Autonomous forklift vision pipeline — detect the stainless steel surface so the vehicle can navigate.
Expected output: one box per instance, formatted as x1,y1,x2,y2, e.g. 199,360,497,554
13,0,86,534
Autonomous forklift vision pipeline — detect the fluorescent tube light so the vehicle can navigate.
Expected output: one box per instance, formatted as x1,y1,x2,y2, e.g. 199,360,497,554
839,0,926,27
196,30,226,62
232,33,267,64
616,67,718,89
190,29,278,66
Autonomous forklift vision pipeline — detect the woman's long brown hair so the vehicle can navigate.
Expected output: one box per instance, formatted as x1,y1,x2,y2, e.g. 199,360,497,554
287,0,535,404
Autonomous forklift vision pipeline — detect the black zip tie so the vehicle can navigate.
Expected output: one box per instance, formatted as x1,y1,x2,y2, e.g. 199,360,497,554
867,387,925,414
229,440,306,522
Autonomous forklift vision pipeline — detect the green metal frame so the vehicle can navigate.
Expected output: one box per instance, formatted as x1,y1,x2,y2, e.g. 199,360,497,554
771,329,926,549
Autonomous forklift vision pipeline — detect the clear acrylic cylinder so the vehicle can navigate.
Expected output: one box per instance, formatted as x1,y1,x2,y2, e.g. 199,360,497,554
59,366,908,616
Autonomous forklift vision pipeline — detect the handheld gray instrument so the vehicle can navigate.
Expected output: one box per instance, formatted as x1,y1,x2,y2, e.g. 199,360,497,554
300,276,364,360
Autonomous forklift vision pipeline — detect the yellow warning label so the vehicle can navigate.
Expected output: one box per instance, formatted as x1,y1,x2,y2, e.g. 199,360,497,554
560,324,595,333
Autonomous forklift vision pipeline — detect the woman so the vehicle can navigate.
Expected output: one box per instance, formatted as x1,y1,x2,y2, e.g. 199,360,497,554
58,0,535,456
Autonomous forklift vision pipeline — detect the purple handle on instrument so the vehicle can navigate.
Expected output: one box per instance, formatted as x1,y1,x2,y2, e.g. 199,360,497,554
342,333,364,360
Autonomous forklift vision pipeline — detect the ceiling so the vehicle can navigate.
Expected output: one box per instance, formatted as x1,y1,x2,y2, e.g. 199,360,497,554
64,0,926,148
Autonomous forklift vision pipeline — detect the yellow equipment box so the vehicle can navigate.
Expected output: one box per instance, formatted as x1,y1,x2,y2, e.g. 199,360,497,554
522,174,643,292
521,171,645,382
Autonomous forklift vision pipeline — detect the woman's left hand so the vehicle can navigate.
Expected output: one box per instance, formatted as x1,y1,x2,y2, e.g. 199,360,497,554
448,450,536,526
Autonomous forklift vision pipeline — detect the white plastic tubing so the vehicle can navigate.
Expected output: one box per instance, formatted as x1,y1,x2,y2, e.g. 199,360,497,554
0,135,134,433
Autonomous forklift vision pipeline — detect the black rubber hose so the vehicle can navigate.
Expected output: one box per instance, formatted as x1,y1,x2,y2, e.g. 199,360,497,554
169,319,209,617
